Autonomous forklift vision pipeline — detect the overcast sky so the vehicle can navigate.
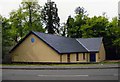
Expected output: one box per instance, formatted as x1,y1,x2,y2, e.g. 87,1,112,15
0,0,119,23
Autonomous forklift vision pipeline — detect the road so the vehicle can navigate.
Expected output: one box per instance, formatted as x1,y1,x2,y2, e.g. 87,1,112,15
2,68,119,80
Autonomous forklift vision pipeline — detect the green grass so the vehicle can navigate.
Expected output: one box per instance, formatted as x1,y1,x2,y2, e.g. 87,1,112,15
1,61,119,66
1,63,98,66
99,61,120,64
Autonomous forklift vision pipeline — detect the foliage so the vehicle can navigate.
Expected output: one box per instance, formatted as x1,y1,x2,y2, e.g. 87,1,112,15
21,2,44,32
1,15,13,60
65,7,120,59
59,23,67,36
66,7,88,38
9,1,45,43
41,1,60,34
81,16,109,38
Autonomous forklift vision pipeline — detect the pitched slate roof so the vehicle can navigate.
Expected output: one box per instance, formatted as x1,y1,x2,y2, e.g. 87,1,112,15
33,32,87,54
10,31,103,54
76,38,102,52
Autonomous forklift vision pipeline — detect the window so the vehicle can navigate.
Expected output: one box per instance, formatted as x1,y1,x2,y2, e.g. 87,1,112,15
83,53,85,60
67,54,70,62
31,38,35,43
76,53,79,61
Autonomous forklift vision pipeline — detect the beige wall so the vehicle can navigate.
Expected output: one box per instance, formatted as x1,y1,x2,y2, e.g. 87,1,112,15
11,34,60,62
70,53,76,62
96,43,106,62
61,53,90,63
78,53,89,62
61,54,67,62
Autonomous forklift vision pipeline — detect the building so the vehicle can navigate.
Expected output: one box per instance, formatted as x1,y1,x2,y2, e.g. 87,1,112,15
10,31,106,63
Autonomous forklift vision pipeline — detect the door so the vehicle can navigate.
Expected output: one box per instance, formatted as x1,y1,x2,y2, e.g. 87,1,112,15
90,53,96,62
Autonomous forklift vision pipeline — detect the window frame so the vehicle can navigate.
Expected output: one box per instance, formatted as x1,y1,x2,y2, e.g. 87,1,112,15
31,38,35,43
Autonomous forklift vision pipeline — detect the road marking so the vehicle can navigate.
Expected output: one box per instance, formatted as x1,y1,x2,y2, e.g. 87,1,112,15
38,74,88,77
113,74,118,76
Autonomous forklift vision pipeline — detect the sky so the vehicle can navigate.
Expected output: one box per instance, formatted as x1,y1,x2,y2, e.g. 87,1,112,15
0,0,119,23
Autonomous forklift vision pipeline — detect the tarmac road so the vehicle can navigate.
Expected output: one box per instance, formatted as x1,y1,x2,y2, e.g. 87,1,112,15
2,68,119,80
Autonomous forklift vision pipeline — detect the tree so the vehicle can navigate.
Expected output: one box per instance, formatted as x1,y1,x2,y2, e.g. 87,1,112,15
108,17,120,59
21,1,44,32
1,15,12,61
66,7,88,38
81,16,120,59
65,6,120,60
66,15,75,37
81,16,109,38
1,1,45,63
41,1,60,34
59,23,67,37
9,1,45,43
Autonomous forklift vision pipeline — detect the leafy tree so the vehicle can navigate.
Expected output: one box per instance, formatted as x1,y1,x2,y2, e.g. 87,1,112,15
66,7,88,38
1,1,45,62
41,1,60,34
21,1,44,32
59,23,67,37
107,17,120,59
9,1,45,43
66,15,75,37
0,15,13,61
81,16,109,38
65,6,120,60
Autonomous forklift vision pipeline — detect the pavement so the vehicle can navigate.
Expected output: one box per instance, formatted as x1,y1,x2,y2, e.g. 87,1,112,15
1,64,120,70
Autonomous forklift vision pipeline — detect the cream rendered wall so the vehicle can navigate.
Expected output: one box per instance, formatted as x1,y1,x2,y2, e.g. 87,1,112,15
96,43,106,62
11,34,60,62
61,53,89,63
61,54,67,62
78,53,89,62
70,53,76,62
86,53,90,62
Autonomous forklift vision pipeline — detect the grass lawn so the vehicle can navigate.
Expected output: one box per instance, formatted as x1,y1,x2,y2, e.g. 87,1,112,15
1,60,120,66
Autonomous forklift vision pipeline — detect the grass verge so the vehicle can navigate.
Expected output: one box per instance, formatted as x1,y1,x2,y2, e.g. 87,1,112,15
1,61,120,66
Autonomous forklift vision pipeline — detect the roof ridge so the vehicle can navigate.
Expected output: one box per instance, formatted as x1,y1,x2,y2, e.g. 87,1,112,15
77,37,103,39
33,31,73,39
76,39,89,51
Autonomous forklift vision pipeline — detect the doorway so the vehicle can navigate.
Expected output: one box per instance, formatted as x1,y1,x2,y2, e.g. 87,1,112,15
90,53,96,62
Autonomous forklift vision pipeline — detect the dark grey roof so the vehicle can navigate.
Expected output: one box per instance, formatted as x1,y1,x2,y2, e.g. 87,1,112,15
10,31,103,54
33,32,87,54
76,38,102,52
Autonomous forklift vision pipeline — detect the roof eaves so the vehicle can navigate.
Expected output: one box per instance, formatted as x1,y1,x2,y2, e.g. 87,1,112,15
9,31,33,53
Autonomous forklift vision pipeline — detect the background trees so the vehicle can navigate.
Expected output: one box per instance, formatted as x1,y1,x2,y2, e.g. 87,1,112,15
1,2,120,63
7,1,45,45
66,7,88,38
41,1,60,34
64,7,120,60
1,1,45,63
21,1,44,32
